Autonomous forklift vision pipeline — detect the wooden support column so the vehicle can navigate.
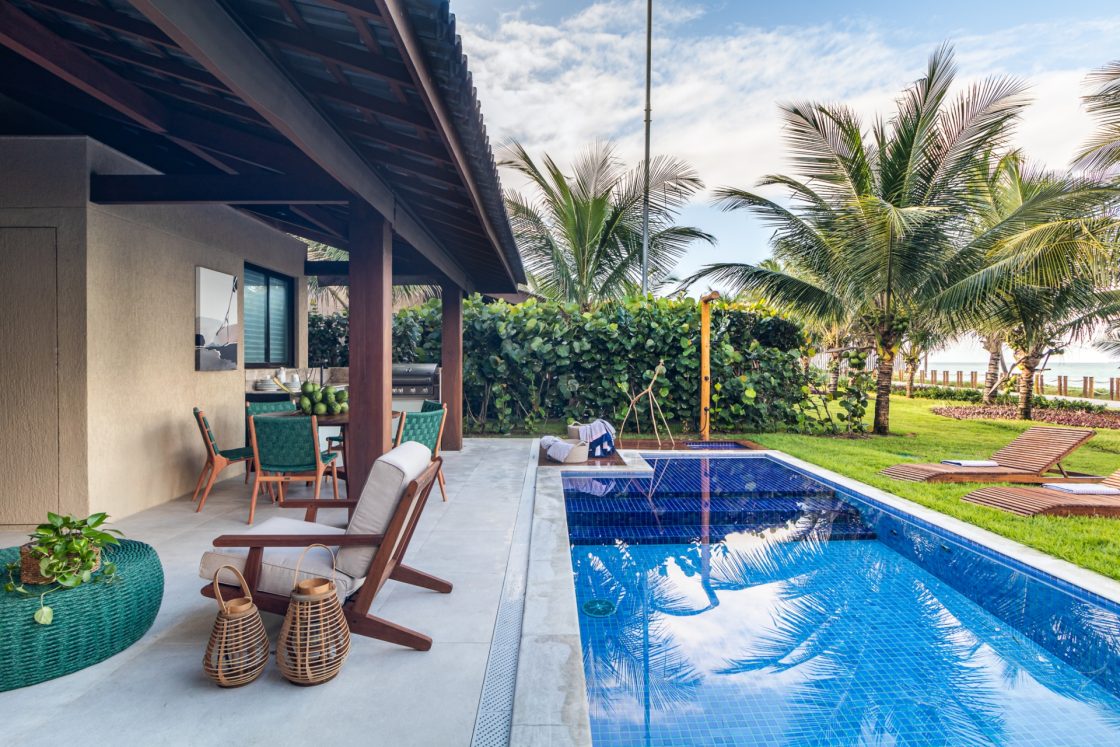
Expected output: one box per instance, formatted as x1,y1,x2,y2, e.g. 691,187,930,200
348,202,393,490
441,284,464,451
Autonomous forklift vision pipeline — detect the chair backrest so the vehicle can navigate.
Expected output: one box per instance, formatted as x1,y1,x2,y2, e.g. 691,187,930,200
194,407,218,456
350,456,442,608
991,426,1094,473
245,400,296,440
394,408,446,454
336,441,433,578
421,399,444,413
1101,470,1120,490
249,415,321,471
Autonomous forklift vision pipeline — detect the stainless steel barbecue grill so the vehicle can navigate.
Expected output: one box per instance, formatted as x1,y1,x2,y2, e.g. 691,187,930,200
391,363,440,412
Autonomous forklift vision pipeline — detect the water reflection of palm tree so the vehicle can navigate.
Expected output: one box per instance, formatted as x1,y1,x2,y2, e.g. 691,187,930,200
573,544,703,743
718,540,1005,745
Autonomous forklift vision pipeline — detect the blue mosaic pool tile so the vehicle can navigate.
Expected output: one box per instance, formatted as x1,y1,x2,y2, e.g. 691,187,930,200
563,454,1120,746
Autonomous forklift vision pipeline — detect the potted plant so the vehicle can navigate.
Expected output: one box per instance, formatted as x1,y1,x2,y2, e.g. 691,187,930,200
4,512,123,624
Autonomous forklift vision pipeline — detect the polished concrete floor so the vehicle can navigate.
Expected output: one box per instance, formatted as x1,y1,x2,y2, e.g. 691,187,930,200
0,438,534,746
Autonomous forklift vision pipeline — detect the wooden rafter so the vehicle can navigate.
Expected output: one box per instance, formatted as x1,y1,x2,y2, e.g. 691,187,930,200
90,173,352,204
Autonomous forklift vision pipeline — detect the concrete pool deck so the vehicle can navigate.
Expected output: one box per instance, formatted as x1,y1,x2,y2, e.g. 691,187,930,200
0,438,535,746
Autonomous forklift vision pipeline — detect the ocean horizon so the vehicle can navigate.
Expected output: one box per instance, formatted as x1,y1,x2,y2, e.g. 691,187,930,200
923,360,1120,383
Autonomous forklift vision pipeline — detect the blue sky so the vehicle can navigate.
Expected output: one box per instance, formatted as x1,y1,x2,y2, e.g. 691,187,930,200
451,0,1120,361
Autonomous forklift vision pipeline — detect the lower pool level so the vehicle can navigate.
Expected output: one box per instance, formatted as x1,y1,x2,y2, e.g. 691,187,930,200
563,455,1120,746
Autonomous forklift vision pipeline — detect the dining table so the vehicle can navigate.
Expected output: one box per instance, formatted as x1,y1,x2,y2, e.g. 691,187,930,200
256,409,401,496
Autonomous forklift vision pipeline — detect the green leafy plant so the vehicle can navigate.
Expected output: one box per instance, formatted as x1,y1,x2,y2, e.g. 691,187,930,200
4,512,122,624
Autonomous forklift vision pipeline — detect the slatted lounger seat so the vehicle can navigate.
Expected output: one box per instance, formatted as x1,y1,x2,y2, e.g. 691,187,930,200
964,471,1120,517
881,426,1096,483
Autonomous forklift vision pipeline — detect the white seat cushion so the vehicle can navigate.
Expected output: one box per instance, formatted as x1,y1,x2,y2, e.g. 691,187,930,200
336,442,431,578
940,460,1000,467
199,517,362,602
1042,483,1120,495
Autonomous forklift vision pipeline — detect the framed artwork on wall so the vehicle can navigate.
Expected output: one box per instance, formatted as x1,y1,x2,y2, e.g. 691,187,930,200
195,266,239,371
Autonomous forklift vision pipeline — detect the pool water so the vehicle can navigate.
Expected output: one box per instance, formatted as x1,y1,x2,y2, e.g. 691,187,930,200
563,456,1120,746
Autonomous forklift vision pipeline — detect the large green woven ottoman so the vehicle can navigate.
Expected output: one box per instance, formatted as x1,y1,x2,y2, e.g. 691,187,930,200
0,540,163,691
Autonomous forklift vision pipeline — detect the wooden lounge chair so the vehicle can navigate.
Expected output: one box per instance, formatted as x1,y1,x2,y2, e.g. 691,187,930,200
199,442,450,650
880,426,1096,483
964,472,1120,517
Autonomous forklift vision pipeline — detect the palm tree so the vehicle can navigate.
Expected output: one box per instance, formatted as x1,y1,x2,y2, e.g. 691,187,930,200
899,313,949,397
303,240,439,312
933,154,1120,418
681,45,1028,434
502,141,713,308
1076,61,1120,172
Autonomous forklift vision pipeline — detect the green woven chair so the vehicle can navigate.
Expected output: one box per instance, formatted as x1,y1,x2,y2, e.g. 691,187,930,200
421,399,444,413
247,415,339,524
193,408,254,513
394,407,449,501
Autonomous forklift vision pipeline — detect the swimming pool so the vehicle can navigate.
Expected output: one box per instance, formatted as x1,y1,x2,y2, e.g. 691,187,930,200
562,454,1120,746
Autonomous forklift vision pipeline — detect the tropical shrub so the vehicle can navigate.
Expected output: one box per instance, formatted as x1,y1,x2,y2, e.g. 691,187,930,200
308,312,349,367
313,296,812,433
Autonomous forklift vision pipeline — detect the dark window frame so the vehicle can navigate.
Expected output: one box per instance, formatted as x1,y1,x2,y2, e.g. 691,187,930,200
244,262,295,369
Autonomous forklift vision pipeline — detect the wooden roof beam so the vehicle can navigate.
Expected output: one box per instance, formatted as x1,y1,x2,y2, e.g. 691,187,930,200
129,0,471,292
25,0,174,46
90,174,352,204
0,2,168,132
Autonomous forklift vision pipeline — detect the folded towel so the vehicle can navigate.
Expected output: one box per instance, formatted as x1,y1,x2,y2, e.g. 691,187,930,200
940,460,1000,467
1042,483,1120,495
541,435,575,463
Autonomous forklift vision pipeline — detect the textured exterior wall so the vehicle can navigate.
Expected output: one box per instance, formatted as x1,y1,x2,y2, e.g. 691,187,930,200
0,138,90,526
0,135,308,525
84,141,308,519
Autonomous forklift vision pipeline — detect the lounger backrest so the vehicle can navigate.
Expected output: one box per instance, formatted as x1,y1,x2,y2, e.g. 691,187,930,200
1102,470,1120,490
335,441,432,578
990,426,1094,473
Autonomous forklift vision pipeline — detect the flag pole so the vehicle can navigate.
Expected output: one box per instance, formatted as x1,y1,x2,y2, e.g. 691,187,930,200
640,0,652,295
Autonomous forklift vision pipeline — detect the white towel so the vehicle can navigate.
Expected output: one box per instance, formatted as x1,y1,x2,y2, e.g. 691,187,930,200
541,436,575,463
940,460,1000,467
1042,483,1120,495
577,419,616,444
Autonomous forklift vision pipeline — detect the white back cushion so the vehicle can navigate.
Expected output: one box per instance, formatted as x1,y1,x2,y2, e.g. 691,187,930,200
335,442,432,577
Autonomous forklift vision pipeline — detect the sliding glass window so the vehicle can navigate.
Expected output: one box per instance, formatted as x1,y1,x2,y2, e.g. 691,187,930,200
244,264,294,367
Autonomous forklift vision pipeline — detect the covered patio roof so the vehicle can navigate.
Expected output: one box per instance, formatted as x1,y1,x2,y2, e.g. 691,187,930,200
0,0,525,293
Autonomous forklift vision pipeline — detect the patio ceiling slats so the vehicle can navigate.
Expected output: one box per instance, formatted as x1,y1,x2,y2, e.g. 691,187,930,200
0,0,525,293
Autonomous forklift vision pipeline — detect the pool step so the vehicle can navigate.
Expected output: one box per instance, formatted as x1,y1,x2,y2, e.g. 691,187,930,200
568,521,876,545
565,494,860,528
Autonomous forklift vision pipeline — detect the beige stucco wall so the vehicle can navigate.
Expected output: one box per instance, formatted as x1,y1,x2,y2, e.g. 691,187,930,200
0,135,308,525
85,141,308,519
0,138,90,525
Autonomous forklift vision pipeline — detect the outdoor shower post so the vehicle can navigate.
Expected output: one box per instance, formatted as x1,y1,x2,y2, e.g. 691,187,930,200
699,291,720,441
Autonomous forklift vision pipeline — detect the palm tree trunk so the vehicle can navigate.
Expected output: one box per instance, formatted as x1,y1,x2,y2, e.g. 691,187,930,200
905,360,917,398
982,336,1001,404
1017,351,1041,420
827,353,841,397
873,355,893,435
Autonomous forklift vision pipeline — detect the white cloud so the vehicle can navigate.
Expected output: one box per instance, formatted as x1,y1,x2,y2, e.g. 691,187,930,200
459,0,1120,323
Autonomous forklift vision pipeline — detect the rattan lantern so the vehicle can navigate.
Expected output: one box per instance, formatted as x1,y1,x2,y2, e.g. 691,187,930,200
276,545,351,686
203,565,270,687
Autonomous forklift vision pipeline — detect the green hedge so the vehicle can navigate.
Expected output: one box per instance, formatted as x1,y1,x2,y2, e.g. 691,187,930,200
312,296,809,433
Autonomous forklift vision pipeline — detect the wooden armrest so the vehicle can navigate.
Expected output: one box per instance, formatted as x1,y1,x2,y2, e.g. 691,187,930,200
279,498,359,509
212,533,383,548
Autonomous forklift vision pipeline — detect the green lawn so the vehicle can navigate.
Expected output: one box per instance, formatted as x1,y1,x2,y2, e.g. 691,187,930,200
747,396,1120,580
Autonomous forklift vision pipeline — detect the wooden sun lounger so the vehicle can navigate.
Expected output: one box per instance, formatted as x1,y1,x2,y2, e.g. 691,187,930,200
881,426,1097,484
964,471,1120,517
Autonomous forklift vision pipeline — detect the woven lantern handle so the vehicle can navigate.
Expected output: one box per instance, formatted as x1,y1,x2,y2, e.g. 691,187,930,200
211,564,253,614
292,543,338,588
